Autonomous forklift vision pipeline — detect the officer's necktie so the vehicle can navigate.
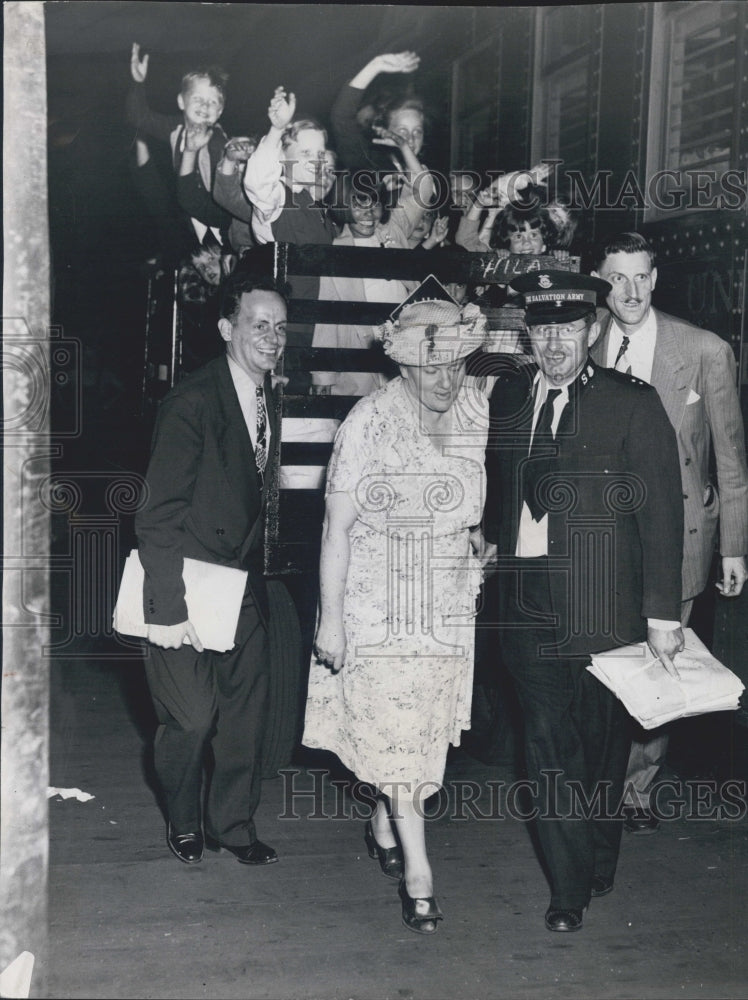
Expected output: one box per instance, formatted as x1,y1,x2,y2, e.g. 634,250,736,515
255,385,268,477
525,388,562,521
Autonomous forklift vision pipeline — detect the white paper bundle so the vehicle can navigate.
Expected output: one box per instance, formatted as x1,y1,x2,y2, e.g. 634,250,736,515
113,550,247,653
587,627,744,729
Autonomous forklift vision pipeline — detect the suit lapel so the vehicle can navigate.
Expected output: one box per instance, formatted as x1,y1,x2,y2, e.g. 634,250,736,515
592,309,692,431
214,356,260,507
650,310,692,432
238,373,278,565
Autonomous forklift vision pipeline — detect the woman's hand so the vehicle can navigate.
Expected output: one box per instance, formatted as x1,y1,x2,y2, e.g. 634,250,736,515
268,86,296,131
313,618,347,673
470,528,498,572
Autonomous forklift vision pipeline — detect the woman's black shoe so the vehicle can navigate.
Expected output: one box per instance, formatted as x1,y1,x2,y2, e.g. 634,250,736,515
398,879,443,935
364,820,404,880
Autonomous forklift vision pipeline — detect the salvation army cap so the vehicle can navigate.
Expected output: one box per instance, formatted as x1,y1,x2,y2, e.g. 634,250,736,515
510,270,612,324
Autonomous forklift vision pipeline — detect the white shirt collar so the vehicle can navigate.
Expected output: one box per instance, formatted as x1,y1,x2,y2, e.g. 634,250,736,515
610,307,657,341
227,354,264,391
608,309,657,381
533,367,578,397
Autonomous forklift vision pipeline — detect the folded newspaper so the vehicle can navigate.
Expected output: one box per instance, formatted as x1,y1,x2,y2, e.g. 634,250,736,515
587,627,744,729
113,549,247,653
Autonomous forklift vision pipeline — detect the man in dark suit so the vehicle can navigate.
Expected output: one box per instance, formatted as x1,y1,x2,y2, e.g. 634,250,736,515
482,271,684,932
135,269,289,866
591,232,748,832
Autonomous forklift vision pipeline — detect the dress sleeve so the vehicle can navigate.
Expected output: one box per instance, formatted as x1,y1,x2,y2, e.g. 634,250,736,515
325,403,373,499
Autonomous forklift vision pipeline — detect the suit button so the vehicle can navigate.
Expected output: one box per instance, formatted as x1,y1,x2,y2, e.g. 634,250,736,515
682,493,688,499
216,528,225,535
689,528,697,534
684,457,691,465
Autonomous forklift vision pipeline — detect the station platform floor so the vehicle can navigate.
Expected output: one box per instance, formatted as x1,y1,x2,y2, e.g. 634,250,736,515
41,381,748,1000
47,592,748,1000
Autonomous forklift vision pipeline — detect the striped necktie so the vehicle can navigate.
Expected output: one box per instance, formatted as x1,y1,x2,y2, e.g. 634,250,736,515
614,334,630,370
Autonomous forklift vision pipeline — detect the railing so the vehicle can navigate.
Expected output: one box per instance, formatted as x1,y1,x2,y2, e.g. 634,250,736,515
263,242,580,576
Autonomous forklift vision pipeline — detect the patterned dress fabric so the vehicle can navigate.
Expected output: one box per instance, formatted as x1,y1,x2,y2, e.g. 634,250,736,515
303,377,488,797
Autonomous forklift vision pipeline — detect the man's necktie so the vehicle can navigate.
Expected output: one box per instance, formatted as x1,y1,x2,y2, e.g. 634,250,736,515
525,388,562,521
255,385,268,477
614,335,630,370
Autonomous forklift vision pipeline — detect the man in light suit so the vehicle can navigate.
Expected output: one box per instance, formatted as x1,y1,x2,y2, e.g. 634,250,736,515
135,269,289,865
591,231,748,832
483,271,684,931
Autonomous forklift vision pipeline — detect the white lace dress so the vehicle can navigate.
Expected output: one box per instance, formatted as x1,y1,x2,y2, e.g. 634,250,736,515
302,377,488,797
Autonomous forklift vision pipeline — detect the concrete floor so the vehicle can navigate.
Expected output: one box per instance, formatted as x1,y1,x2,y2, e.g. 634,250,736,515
48,627,748,1000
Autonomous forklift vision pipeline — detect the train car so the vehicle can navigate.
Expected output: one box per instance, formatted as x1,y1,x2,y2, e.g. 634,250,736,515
450,2,746,379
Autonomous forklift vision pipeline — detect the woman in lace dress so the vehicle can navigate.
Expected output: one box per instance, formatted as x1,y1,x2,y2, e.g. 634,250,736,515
303,289,491,934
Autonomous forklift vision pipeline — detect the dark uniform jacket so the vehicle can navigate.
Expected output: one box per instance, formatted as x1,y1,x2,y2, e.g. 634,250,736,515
484,359,684,657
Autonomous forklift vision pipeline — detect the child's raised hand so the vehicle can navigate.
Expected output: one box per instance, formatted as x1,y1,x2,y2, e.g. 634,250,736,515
476,185,498,208
500,164,550,201
371,125,405,148
268,86,296,131
184,124,213,152
381,172,405,192
374,52,420,75
431,215,449,244
529,162,552,186
130,42,149,83
224,137,256,163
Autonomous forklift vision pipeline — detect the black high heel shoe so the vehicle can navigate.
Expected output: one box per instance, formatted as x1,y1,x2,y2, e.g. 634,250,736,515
364,820,404,880
398,879,443,935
